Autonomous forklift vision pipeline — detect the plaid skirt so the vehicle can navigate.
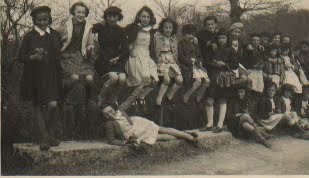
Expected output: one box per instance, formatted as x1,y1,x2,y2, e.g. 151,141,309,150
61,51,94,77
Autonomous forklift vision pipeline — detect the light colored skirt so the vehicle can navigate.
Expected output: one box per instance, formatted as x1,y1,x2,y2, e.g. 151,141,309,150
157,53,181,77
259,112,298,131
193,66,209,79
268,74,281,88
248,69,264,92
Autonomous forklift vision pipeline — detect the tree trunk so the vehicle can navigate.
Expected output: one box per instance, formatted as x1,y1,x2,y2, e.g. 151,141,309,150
229,0,244,23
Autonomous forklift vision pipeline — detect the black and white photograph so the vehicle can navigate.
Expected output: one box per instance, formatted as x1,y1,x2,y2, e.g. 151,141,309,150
1,0,309,176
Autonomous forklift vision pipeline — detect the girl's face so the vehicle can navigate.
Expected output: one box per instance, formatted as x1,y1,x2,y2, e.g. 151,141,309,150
280,49,289,56
162,22,173,37
35,12,50,30
251,37,261,48
283,89,292,98
282,37,291,44
267,86,277,98
301,44,309,52
231,40,239,48
102,106,117,120
184,33,195,41
237,89,246,100
139,10,150,27
269,49,277,58
272,35,281,45
73,6,86,22
261,36,269,45
231,28,242,39
218,35,227,46
106,14,119,26
205,20,217,33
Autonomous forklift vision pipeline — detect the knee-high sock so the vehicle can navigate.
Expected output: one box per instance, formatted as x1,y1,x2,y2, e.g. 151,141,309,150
156,84,169,105
217,103,227,128
183,81,200,103
167,83,181,100
139,86,154,100
196,83,208,102
206,105,214,127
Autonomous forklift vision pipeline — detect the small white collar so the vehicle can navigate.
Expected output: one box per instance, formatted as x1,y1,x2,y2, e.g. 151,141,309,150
34,26,50,36
138,23,152,32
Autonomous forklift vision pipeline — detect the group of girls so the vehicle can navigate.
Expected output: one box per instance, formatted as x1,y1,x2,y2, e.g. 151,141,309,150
19,2,309,151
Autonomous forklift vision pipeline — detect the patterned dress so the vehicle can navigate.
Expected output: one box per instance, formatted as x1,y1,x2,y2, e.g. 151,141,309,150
126,26,159,86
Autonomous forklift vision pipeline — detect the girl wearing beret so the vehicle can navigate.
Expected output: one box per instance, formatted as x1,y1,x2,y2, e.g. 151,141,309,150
92,6,129,105
178,24,210,103
19,6,63,150
57,2,96,105
125,6,159,108
155,18,183,106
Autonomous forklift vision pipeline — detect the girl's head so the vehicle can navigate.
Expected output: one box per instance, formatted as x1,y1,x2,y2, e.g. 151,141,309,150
261,31,271,45
250,33,261,48
103,6,123,25
216,28,228,46
300,41,309,53
158,18,177,37
101,102,118,120
229,22,244,39
203,16,217,33
282,84,294,98
268,44,278,57
70,2,89,22
281,34,292,45
236,84,247,100
266,82,277,98
134,6,156,27
30,6,52,30
182,24,196,41
279,44,290,56
271,32,281,45
303,85,309,100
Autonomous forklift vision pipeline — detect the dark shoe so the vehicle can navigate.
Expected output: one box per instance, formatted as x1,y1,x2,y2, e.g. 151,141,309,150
262,140,272,148
213,126,223,133
48,136,60,146
39,141,50,151
188,138,199,148
199,126,213,132
185,131,199,138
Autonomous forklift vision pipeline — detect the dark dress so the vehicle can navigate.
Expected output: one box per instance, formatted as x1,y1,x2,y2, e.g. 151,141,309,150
206,45,240,99
92,23,129,77
226,96,257,139
196,29,217,65
18,28,63,104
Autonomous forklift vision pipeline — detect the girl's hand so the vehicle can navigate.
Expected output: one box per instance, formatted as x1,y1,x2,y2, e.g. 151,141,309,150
212,43,217,51
247,44,253,50
30,53,43,61
110,57,120,65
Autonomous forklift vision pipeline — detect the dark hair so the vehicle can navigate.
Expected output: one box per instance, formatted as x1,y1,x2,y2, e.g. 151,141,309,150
70,2,89,17
103,6,123,21
280,44,290,51
271,32,281,39
182,24,197,35
281,34,292,44
261,31,271,38
265,81,277,92
249,33,261,39
31,6,53,25
203,15,218,26
300,41,309,47
157,18,178,36
134,6,156,26
267,43,279,55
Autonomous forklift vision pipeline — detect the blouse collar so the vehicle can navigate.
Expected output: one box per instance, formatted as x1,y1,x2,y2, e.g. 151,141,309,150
34,26,50,36
138,23,152,32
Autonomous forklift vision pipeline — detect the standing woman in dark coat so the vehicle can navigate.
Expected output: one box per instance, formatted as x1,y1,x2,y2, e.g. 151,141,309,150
92,6,129,105
19,6,63,150
125,6,159,107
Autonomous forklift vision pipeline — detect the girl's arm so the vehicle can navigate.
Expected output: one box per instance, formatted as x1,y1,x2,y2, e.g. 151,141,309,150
178,42,193,67
118,28,130,62
118,85,144,112
86,28,94,50
18,34,31,63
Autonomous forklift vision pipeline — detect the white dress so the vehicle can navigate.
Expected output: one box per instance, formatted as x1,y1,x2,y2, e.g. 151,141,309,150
114,111,159,145
126,26,159,87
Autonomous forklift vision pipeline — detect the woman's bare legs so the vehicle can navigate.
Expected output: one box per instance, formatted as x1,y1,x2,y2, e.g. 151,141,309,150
156,73,170,105
158,127,194,141
156,134,178,141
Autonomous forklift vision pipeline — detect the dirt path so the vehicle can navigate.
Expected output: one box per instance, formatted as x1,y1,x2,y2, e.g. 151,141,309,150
126,136,309,175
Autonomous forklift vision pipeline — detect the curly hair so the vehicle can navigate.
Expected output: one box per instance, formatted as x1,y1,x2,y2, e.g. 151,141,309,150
133,6,156,26
157,18,178,36
203,15,218,26
69,1,90,17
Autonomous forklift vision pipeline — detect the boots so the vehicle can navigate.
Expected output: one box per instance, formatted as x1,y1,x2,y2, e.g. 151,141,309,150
196,84,208,103
167,83,181,101
156,84,168,106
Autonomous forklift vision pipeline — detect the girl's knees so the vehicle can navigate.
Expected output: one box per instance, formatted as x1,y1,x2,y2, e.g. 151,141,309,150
108,72,119,83
47,101,58,111
71,74,80,82
218,97,227,105
175,75,183,86
205,97,214,107
283,114,295,126
118,73,126,83
85,75,94,84
240,114,253,124
203,78,210,86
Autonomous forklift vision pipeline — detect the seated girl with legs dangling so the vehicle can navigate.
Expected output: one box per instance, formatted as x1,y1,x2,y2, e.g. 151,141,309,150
155,18,183,106
92,6,129,105
178,24,210,104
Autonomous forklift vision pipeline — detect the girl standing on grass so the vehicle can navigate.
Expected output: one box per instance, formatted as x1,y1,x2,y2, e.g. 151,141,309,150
154,18,183,106
125,6,159,109
19,6,63,150
178,24,210,103
92,6,129,105
57,2,96,105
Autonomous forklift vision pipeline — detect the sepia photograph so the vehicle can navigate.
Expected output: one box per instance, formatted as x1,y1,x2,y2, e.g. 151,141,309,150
1,0,309,176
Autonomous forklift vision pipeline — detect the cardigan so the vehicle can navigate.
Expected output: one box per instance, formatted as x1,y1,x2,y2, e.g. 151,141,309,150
125,23,157,60
57,18,94,56
154,32,178,63
196,29,217,62
178,38,202,71
226,96,257,121
257,96,292,120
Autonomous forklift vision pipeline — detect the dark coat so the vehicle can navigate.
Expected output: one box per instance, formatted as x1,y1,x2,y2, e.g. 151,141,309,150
257,96,292,120
125,23,157,60
226,96,257,121
292,96,309,118
240,45,264,70
196,29,217,63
